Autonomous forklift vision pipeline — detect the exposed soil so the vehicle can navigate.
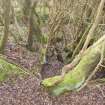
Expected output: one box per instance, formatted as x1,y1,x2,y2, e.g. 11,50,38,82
0,42,105,105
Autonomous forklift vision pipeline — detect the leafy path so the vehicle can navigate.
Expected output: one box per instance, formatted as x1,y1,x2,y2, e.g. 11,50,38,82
0,43,105,105
0,76,105,105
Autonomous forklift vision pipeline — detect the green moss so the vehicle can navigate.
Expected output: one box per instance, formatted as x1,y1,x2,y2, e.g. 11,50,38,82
0,56,27,82
42,76,62,87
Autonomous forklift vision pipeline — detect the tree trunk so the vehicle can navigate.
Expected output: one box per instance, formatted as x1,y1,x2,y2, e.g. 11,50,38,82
23,0,31,23
0,0,11,53
42,35,105,96
26,2,42,51
26,5,34,50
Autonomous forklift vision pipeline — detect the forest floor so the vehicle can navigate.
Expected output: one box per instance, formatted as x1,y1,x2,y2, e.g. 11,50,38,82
0,42,105,105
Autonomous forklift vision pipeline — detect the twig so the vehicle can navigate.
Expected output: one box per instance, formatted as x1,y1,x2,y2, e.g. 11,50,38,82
82,0,105,51
96,85,105,97
100,64,105,68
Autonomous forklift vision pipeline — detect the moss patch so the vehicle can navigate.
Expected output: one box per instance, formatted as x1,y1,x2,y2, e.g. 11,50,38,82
0,56,27,82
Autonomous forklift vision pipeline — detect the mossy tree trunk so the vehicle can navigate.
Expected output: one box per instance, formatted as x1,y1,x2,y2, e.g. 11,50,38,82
42,35,105,96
